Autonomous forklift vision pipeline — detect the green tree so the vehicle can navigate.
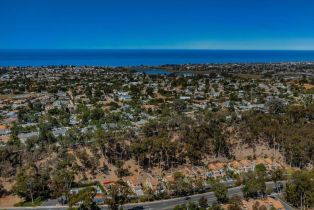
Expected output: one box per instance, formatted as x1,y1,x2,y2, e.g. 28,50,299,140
90,106,105,121
270,169,283,193
242,171,266,199
115,160,130,178
210,204,224,210
169,172,193,196
173,99,187,112
173,204,187,210
0,181,7,197
69,187,100,210
266,98,285,114
199,196,208,208
107,180,131,210
188,201,201,210
13,165,49,204
49,168,75,200
255,164,267,177
212,182,228,203
285,170,314,209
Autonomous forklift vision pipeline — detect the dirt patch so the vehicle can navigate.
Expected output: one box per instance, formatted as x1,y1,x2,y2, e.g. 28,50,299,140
0,195,22,207
0,178,15,191
233,143,284,162
304,83,314,90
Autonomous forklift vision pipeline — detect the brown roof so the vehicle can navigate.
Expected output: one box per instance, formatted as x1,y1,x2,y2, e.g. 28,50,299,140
255,158,267,165
94,194,104,199
239,159,252,167
264,158,273,165
164,175,174,182
0,125,7,130
230,160,242,169
208,162,225,171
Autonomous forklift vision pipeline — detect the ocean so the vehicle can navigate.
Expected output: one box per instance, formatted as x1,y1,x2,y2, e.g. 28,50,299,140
0,49,314,67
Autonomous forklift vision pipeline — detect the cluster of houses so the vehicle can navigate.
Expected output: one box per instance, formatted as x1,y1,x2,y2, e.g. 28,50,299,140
207,158,282,179
0,108,18,144
1,65,313,148
139,158,281,196
1,66,309,208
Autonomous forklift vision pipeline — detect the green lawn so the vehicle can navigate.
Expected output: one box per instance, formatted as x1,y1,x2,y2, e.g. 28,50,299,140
14,197,44,207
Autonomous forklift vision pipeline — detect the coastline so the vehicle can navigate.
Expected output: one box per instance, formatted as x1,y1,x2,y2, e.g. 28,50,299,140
1,49,314,67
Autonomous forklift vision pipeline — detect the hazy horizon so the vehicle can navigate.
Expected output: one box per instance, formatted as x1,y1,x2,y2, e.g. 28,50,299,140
1,49,314,67
2,49,314,51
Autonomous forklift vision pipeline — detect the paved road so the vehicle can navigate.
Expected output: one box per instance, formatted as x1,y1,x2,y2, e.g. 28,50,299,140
1,181,285,210
41,199,60,207
123,186,243,210
0,186,243,210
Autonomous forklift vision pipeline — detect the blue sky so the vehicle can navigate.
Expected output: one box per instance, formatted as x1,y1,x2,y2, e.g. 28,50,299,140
1,0,314,50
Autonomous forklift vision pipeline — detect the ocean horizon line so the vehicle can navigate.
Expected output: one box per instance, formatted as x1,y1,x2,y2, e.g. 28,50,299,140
1,49,314,51
1,49,314,67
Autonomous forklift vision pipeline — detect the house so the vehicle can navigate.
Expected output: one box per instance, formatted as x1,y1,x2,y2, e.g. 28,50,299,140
94,194,105,205
117,91,132,101
228,160,255,174
229,160,244,174
69,115,79,125
20,123,38,128
192,166,207,179
120,94,132,101
18,132,39,143
135,119,148,127
56,91,67,99
53,99,69,109
223,101,231,108
207,162,226,179
102,180,115,193
101,123,119,131
255,158,282,171
70,185,103,195
228,159,282,175
0,125,11,136
52,127,69,137
209,91,220,97
239,160,255,172
70,186,104,204
1,117,18,124
123,176,144,197
194,95,205,100
179,96,191,100
6,111,18,118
